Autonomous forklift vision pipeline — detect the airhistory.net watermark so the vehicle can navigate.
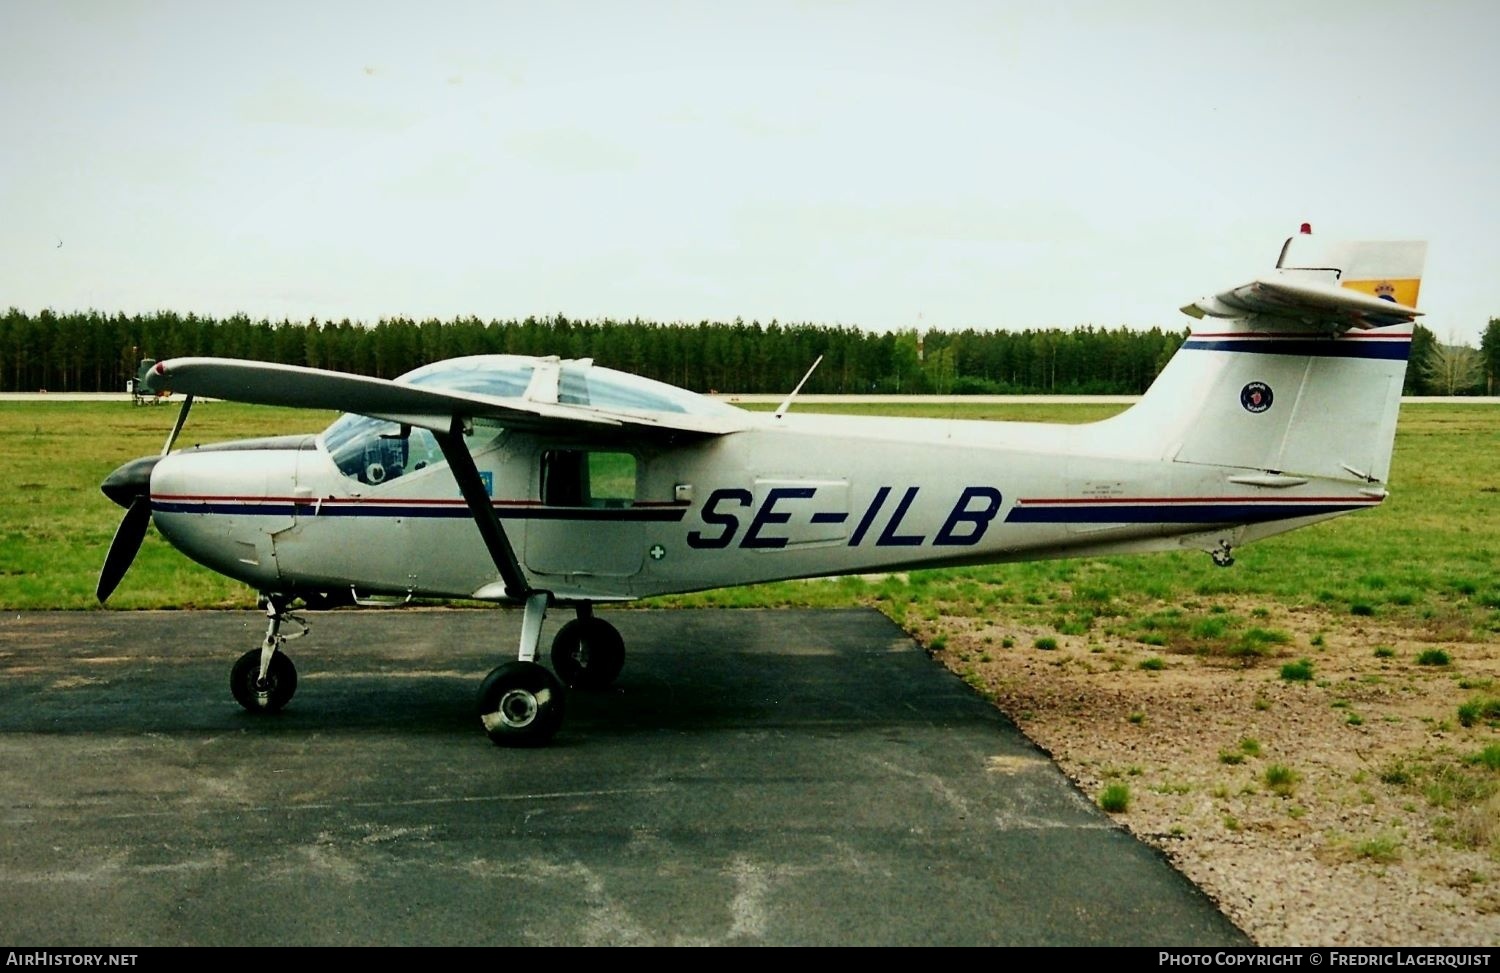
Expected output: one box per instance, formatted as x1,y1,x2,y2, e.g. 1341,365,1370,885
5,954,137,967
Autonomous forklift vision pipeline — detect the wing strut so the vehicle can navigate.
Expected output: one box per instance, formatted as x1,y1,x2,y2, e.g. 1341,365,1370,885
434,420,530,599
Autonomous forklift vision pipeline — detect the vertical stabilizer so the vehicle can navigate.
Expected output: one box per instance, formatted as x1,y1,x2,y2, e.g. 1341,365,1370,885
1093,228,1426,485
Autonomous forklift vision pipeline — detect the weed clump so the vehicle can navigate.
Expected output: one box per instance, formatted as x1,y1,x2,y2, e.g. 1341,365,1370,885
1280,658,1315,682
1264,764,1299,796
1098,784,1130,813
1467,744,1500,771
1416,648,1451,667
1356,834,1403,863
1458,697,1500,728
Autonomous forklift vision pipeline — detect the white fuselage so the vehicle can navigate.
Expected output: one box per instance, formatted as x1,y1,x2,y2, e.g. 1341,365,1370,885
148,408,1379,603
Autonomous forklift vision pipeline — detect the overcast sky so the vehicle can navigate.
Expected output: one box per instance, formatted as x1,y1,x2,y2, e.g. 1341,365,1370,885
2,1,1496,344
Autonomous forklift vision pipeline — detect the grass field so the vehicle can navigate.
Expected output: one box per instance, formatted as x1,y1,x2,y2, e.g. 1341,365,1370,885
3,400,1499,643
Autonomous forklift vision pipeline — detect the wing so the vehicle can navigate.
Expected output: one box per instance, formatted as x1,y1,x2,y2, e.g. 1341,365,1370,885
142,357,747,437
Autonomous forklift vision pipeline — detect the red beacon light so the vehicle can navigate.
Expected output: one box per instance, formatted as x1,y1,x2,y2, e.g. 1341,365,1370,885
1299,222,1312,235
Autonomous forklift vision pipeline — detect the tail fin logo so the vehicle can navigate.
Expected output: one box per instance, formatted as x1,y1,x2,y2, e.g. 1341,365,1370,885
1240,382,1274,414
1375,281,1396,303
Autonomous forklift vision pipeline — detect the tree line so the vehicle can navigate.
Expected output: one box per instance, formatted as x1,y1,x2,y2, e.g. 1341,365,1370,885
1,308,1494,396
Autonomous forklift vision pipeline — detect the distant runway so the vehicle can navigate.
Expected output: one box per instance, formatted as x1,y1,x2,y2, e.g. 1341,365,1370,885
0,608,1245,946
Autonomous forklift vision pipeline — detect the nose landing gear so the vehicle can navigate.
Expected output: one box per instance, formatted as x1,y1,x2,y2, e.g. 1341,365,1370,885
230,595,306,713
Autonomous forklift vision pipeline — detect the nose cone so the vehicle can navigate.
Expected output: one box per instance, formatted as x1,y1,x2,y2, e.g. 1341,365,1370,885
101,455,160,509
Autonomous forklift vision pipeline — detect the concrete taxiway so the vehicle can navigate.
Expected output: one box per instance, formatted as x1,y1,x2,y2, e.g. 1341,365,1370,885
0,608,1246,946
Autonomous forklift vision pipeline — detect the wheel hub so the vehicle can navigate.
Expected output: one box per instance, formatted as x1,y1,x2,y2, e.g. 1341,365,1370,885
497,688,540,728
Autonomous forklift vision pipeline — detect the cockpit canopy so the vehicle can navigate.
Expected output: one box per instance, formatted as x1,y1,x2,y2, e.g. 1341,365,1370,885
319,355,741,486
400,355,744,416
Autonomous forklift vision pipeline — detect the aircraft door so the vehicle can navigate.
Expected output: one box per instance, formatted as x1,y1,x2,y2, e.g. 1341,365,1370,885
524,447,645,578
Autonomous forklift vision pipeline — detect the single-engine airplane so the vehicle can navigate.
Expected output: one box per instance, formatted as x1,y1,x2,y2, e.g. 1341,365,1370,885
97,227,1426,746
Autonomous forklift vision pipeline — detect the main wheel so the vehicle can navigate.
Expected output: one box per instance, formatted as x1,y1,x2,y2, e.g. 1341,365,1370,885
550,618,626,690
477,661,566,747
230,649,298,713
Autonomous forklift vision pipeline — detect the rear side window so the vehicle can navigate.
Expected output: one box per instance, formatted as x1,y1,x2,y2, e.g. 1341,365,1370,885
541,450,637,508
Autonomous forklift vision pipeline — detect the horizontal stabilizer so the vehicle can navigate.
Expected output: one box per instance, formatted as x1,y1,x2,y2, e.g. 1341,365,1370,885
1181,273,1422,330
143,358,744,437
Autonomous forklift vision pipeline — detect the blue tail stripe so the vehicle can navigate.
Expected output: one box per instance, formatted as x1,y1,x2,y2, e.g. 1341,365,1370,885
1183,339,1409,361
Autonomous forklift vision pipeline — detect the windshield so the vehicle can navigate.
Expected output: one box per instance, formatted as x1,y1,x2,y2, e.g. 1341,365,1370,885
321,415,502,486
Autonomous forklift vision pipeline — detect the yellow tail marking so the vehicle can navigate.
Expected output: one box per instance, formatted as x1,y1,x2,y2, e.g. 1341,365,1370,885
1342,277,1422,309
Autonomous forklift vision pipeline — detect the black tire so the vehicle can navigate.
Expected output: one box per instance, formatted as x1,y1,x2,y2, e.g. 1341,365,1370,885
550,618,626,690
230,648,298,713
477,661,566,747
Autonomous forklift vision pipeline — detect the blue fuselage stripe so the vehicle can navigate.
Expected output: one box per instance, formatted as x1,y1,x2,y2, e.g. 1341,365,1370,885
1005,503,1368,524
151,501,687,522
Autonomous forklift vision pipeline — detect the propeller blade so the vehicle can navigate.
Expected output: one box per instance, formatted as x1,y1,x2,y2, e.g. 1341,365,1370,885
96,496,151,603
162,394,194,456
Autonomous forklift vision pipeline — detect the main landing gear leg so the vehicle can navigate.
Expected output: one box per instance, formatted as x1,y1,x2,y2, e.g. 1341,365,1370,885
550,602,626,691
478,591,566,747
230,595,303,713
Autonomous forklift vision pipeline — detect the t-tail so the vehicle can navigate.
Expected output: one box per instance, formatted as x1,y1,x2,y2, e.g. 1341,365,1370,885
1098,225,1426,489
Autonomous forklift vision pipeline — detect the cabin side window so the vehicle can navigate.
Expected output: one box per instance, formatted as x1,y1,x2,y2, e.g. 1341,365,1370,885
541,450,637,508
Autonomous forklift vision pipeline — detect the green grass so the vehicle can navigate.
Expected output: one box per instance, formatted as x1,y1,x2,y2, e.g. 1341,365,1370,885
1415,648,1452,667
5,401,1500,616
1098,783,1131,813
1457,697,1500,728
1280,658,1315,683
1264,764,1299,796
1468,744,1500,771
1355,834,1403,863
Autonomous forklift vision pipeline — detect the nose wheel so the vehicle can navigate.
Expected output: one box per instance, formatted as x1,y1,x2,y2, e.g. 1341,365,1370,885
230,595,305,714
230,648,298,712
